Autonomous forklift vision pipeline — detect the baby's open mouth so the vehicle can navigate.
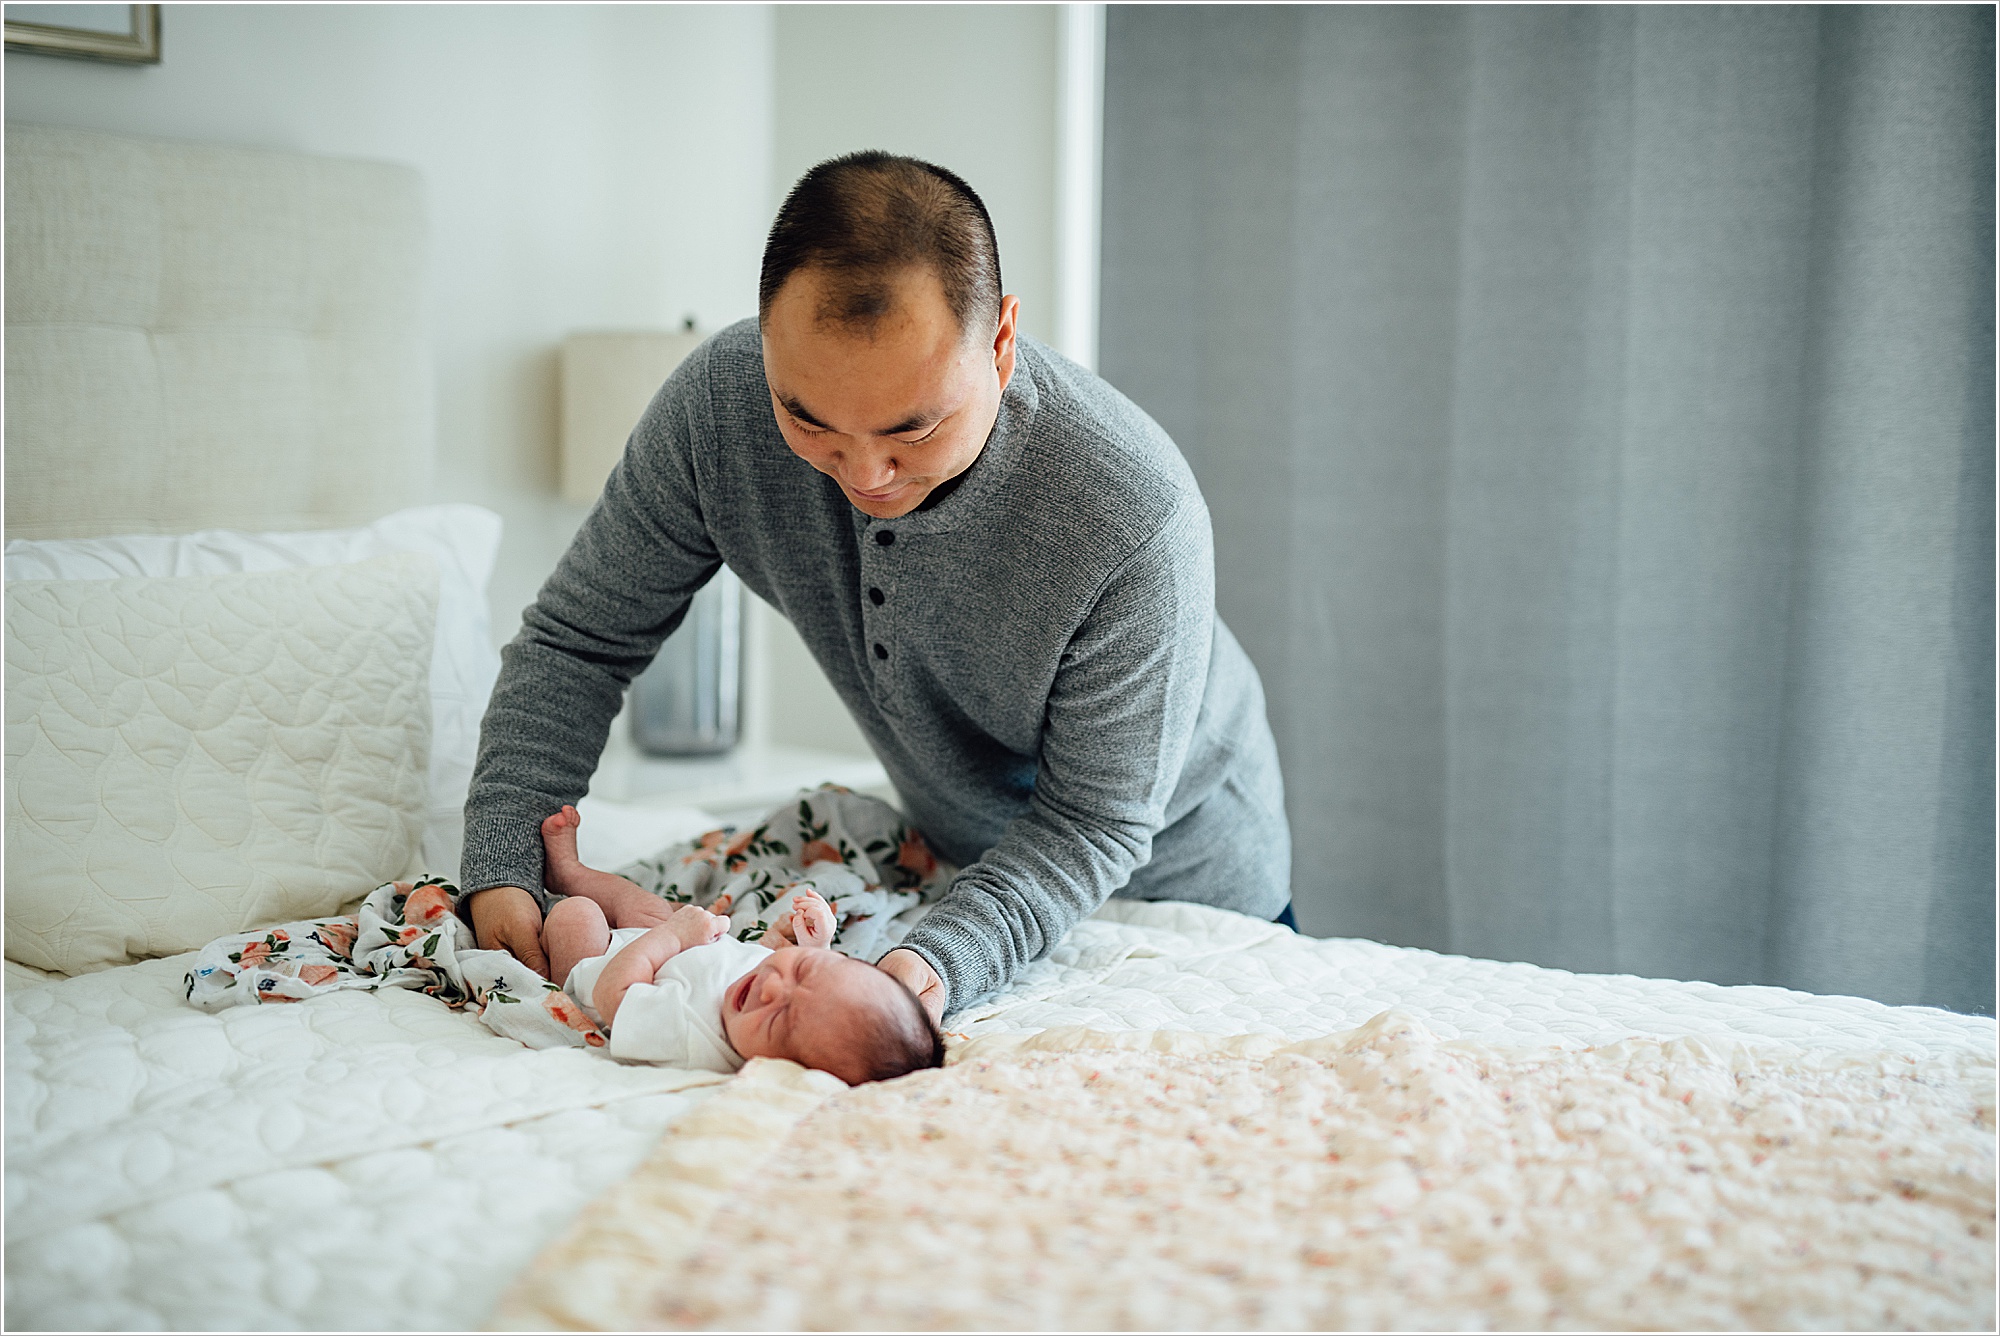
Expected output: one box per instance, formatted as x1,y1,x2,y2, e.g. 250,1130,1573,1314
729,971,757,1013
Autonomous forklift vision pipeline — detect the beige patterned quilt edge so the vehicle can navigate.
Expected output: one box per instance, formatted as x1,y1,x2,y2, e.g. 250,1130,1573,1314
486,1058,846,1331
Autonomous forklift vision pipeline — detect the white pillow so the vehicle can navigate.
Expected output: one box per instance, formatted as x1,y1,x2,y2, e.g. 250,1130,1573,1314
4,504,501,875
4,555,437,975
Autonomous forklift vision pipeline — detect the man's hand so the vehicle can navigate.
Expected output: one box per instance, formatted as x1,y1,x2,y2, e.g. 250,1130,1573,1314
468,885,549,978
877,947,946,1025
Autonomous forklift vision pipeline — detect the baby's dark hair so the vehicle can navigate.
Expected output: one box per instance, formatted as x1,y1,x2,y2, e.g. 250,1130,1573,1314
855,974,947,1083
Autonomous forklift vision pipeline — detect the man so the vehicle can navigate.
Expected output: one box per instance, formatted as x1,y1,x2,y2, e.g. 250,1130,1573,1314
461,151,1291,1022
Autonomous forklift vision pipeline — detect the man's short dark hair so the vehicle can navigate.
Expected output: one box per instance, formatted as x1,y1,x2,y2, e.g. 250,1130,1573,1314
759,151,1002,338
857,973,948,1083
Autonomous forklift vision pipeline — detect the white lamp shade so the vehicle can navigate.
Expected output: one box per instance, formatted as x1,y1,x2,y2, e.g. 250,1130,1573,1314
559,330,703,505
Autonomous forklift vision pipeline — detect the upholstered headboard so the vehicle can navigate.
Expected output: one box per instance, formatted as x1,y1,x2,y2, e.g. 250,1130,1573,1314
3,123,431,540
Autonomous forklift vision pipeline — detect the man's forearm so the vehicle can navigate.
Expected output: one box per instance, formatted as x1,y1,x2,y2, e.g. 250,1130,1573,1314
900,792,1154,1011
459,409,723,899
459,636,635,898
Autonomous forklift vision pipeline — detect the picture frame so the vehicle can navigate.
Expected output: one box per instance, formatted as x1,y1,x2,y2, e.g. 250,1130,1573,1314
5,4,160,64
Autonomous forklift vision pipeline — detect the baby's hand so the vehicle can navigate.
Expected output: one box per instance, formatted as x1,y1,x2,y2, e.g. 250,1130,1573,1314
665,903,729,951
763,888,836,949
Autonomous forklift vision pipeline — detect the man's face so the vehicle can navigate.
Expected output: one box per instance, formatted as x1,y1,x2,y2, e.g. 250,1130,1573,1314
762,266,1019,520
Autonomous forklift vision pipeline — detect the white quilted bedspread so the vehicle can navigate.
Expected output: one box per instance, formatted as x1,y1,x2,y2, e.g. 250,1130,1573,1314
7,900,1992,1331
968,901,1996,1057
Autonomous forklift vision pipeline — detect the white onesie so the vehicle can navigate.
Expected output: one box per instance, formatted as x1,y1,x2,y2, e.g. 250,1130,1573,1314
563,929,771,1071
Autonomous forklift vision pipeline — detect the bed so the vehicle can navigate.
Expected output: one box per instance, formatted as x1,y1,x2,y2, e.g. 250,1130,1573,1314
6,124,1993,1331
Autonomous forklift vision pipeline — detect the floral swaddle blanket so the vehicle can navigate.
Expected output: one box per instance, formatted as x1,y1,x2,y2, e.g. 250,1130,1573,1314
185,786,953,1052
619,789,946,961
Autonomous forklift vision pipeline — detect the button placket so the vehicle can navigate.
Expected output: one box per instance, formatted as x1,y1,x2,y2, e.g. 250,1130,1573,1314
863,524,898,705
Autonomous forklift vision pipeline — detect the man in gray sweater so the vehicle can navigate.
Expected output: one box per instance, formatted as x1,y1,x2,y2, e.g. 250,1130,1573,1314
461,152,1290,1021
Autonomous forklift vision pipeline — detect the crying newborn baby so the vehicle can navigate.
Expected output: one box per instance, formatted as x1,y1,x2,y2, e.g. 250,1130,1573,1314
538,807,944,1085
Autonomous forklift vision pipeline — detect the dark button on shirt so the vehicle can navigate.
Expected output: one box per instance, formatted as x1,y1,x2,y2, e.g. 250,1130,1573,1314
874,529,895,545
873,642,889,660
868,587,885,605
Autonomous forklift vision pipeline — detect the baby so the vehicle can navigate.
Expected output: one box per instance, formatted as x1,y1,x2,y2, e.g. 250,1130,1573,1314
536,806,943,1085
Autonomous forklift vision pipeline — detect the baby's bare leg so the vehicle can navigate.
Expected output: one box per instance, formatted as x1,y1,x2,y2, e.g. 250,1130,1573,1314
541,805,671,931
544,895,611,988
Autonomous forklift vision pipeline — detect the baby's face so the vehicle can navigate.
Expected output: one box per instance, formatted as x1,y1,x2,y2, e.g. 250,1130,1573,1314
721,946,910,1085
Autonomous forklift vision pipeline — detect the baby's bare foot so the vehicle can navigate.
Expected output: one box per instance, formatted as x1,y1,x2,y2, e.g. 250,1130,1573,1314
540,805,591,898
541,804,668,931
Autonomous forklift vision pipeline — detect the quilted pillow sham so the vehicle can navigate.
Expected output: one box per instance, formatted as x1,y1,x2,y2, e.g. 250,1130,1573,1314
4,553,437,975
3,503,501,875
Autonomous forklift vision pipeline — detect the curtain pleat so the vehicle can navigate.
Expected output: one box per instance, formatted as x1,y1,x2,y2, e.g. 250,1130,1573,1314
1100,4,1994,1013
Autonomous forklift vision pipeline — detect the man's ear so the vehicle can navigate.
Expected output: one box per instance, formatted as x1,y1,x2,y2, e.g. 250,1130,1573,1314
992,294,1021,392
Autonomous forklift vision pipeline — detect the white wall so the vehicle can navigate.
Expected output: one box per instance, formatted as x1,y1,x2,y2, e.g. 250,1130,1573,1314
5,2,775,653
771,4,1061,346
7,2,1084,764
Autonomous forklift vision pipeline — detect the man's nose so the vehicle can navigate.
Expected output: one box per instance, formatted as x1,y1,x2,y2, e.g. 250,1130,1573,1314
843,446,897,490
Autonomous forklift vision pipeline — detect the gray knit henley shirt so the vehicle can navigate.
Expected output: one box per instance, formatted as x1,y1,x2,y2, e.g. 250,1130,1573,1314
461,319,1291,1013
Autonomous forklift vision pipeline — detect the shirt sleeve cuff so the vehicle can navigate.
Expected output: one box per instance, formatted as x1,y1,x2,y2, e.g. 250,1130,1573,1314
897,915,1000,1016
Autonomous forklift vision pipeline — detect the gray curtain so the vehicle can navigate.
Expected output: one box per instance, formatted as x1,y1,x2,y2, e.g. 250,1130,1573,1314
1100,5,1994,1014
